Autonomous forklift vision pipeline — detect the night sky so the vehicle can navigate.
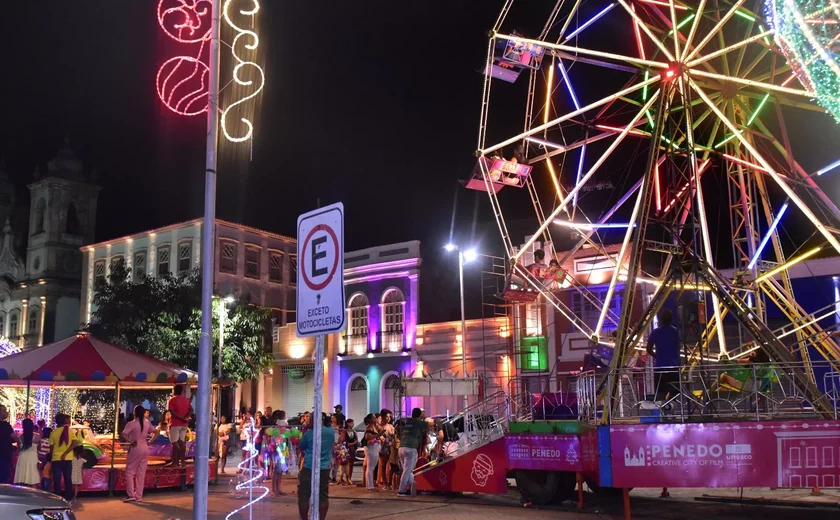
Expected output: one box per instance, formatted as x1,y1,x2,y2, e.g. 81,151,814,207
2,1,840,323
0,1,522,322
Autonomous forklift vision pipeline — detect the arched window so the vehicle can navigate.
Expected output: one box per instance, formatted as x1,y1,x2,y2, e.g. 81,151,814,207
8,311,19,339
0,313,6,338
380,288,405,352
65,203,80,235
348,375,369,419
33,198,46,234
380,373,401,412
28,309,39,336
345,293,369,356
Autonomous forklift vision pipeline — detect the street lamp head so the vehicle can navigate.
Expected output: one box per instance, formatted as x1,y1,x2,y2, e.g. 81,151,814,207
444,243,457,252
463,248,478,263
224,295,235,304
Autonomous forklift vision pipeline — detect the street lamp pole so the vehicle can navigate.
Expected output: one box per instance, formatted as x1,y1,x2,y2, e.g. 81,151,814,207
195,1,220,517
458,250,469,416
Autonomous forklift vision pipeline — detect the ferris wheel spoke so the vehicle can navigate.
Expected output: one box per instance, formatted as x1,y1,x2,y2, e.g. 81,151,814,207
680,0,707,61
482,74,659,156
512,90,661,261
688,69,815,97
616,0,675,61
684,0,748,62
687,30,774,68
689,77,840,256
669,0,681,58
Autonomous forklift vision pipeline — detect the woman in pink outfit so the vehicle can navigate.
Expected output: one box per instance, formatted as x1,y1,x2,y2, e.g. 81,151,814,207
121,404,158,502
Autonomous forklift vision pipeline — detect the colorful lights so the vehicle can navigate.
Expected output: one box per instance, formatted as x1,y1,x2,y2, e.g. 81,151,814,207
563,3,617,41
220,0,265,143
0,337,20,358
667,14,696,36
767,0,840,122
747,93,771,125
755,246,822,282
225,418,269,520
816,158,840,175
156,0,212,116
573,144,586,208
747,203,789,269
557,61,581,110
553,219,634,230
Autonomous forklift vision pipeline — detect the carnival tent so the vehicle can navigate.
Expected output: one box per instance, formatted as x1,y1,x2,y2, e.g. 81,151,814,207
0,333,196,388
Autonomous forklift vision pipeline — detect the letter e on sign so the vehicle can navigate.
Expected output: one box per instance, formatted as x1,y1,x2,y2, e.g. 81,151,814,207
296,202,345,337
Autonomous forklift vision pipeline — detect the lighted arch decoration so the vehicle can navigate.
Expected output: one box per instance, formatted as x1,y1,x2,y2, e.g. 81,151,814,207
156,0,212,116
156,0,265,142
766,0,840,122
220,0,265,143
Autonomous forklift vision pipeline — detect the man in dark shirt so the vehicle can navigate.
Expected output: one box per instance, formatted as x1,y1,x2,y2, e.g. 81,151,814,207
397,408,428,497
646,309,681,402
0,405,18,483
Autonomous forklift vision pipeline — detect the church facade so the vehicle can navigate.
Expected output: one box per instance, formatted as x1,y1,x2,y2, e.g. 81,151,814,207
0,140,99,348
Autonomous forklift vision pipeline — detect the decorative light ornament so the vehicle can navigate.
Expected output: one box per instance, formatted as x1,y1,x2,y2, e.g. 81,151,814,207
220,0,265,143
226,417,269,520
156,0,212,116
766,0,840,122
0,337,20,358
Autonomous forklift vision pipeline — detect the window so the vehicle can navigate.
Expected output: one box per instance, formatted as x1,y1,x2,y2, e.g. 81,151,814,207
269,251,283,283
65,203,80,235
384,374,400,390
571,289,622,332
9,311,19,339
346,293,369,356
381,288,405,352
525,302,542,336
245,247,260,279
133,251,146,280
382,289,405,332
178,241,192,274
272,325,281,344
290,255,297,286
28,310,39,335
157,245,170,276
0,313,5,337
220,240,237,274
110,255,124,275
33,198,46,234
94,260,106,286
350,376,368,391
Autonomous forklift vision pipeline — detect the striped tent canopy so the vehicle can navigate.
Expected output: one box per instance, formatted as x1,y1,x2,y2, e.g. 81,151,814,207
0,333,196,387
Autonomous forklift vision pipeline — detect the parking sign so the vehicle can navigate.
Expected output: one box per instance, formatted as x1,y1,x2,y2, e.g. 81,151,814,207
296,203,345,337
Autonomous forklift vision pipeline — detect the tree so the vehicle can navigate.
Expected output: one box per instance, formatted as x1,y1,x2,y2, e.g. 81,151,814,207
86,261,273,382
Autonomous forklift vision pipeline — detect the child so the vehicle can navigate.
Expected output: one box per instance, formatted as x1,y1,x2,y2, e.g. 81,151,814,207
39,427,52,492
389,426,401,490
71,445,85,503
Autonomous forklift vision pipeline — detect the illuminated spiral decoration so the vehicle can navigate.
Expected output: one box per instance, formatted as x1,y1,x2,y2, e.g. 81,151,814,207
220,0,265,143
766,0,840,122
226,418,269,519
157,0,212,116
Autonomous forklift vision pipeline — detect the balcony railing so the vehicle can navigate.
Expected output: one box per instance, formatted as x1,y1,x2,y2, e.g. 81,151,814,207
341,332,369,356
377,329,405,353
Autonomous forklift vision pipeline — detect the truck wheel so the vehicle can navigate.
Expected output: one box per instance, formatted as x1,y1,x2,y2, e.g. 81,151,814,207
584,477,629,498
515,470,559,505
552,471,578,503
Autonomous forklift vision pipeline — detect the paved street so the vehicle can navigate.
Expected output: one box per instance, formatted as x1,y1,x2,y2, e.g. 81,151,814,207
70,467,840,520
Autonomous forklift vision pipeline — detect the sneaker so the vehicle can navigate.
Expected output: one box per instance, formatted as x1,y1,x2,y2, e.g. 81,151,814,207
123,497,137,503
398,492,410,497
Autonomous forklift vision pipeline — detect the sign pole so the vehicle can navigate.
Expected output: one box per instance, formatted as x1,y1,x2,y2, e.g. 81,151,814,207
310,334,325,520
296,202,345,520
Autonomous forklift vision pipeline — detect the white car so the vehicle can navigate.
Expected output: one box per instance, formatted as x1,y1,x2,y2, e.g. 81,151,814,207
0,484,75,519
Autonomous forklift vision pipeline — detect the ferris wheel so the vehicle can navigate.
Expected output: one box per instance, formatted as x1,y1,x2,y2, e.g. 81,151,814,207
470,0,840,411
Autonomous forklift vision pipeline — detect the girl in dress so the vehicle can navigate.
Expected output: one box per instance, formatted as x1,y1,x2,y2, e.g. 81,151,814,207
14,419,40,487
71,445,85,503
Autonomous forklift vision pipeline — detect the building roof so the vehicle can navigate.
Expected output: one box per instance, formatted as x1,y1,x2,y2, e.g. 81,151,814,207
83,218,296,250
